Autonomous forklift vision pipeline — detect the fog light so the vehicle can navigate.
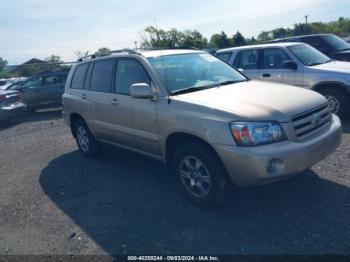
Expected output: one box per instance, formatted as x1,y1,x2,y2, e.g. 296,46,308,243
266,158,284,174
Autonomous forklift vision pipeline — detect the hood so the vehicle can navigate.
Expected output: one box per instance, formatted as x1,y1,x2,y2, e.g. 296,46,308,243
173,80,327,122
333,50,350,62
311,60,350,73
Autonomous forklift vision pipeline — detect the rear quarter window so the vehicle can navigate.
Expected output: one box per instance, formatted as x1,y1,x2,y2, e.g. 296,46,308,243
70,63,89,89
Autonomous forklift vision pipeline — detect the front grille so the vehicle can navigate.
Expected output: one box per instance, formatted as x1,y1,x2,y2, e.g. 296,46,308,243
292,103,331,138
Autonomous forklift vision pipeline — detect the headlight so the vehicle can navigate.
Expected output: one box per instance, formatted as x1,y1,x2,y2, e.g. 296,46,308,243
230,121,287,146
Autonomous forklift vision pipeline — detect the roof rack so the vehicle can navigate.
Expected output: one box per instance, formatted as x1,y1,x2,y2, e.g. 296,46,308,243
76,47,204,62
138,47,202,51
77,49,141,62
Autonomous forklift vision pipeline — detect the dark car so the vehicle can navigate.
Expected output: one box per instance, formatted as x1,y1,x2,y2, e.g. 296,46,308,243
6,72,68,112
267,34,350,61
0,90,27,122
0,77,27,90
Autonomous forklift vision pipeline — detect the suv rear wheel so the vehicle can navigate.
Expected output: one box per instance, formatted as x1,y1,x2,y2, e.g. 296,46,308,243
74,119,99,157
319,87,350,118
172,142,227,208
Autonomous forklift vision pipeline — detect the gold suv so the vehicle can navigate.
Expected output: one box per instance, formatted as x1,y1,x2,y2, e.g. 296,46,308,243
63,49,342,207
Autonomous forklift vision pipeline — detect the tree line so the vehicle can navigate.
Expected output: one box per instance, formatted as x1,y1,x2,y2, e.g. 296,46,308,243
141,17,350,49
1,17,349,78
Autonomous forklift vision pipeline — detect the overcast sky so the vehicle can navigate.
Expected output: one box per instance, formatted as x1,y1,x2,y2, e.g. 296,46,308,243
1,0,349,64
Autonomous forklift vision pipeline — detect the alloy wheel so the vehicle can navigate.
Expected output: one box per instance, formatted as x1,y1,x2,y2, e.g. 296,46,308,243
179,155,211,198
77,126,90,152
325,95,340,114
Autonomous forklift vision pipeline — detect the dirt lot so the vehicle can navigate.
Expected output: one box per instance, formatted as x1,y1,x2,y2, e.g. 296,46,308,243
0,109,349,256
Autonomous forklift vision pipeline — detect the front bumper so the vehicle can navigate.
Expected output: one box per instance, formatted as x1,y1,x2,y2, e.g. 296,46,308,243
0,102,27,121
215,114,342,186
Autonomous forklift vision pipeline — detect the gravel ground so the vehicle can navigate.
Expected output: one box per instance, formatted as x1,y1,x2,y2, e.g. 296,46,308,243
0,109,349,256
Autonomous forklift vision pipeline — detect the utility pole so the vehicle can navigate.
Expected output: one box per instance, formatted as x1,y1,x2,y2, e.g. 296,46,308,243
305,15,309,25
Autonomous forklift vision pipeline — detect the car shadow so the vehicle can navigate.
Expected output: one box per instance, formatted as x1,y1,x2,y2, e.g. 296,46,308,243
39,146,350,255
0,108,63,130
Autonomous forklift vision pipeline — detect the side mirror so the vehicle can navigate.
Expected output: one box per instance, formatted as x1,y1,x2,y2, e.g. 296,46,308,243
130,83,153,99
284,60,298,70
238,68,245,74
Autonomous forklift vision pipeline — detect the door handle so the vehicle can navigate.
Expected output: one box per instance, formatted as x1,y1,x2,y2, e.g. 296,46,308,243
111,98,119,105
262,73,271,78
81,93,87,100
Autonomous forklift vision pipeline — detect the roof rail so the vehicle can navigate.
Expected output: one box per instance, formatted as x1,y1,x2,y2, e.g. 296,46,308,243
77,49,141,62
138,46,202,51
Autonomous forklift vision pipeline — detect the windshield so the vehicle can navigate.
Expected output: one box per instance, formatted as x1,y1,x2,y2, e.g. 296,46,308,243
148,52,247,95
322,34,350,52
7,82,23,90
288,44,331,66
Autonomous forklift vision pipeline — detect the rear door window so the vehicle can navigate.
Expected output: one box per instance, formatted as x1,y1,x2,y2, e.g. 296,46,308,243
71,64,89,89
90,60,115,93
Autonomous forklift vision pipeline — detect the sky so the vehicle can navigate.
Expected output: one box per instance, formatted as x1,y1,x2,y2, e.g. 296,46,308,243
1,0,350,64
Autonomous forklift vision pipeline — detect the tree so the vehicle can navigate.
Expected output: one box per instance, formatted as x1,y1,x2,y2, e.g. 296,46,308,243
0,57,8,71
272,28,288,39
96,47,111,55
257,31,272,42
209,31,231,48
232,31,246,46
74,50,89,59
141,26,181,48
141,26,208,49
293,23,312,36
182,30,208,49
42,55,66,72
246,36,258,45
44,55,62,64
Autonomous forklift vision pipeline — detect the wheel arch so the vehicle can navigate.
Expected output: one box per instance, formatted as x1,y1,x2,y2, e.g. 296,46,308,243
312,81,350,97
69,113,86,138
165,132,231,182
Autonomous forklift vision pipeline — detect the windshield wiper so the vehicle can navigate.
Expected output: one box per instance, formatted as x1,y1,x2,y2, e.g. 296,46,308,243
308,60,332,66
216,80,245,86
170,87,203,96
170,80,246,95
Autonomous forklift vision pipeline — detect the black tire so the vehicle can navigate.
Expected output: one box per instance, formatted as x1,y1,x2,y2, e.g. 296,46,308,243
318,87,350,119
74,119,99,157
172,141,228,209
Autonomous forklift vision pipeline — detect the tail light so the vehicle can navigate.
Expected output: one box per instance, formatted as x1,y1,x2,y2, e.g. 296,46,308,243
0,95,6,102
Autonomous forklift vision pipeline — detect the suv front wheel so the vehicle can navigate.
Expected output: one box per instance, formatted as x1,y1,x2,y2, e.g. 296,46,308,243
74,119,99,157
172,142,227,208
319,88,350,118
